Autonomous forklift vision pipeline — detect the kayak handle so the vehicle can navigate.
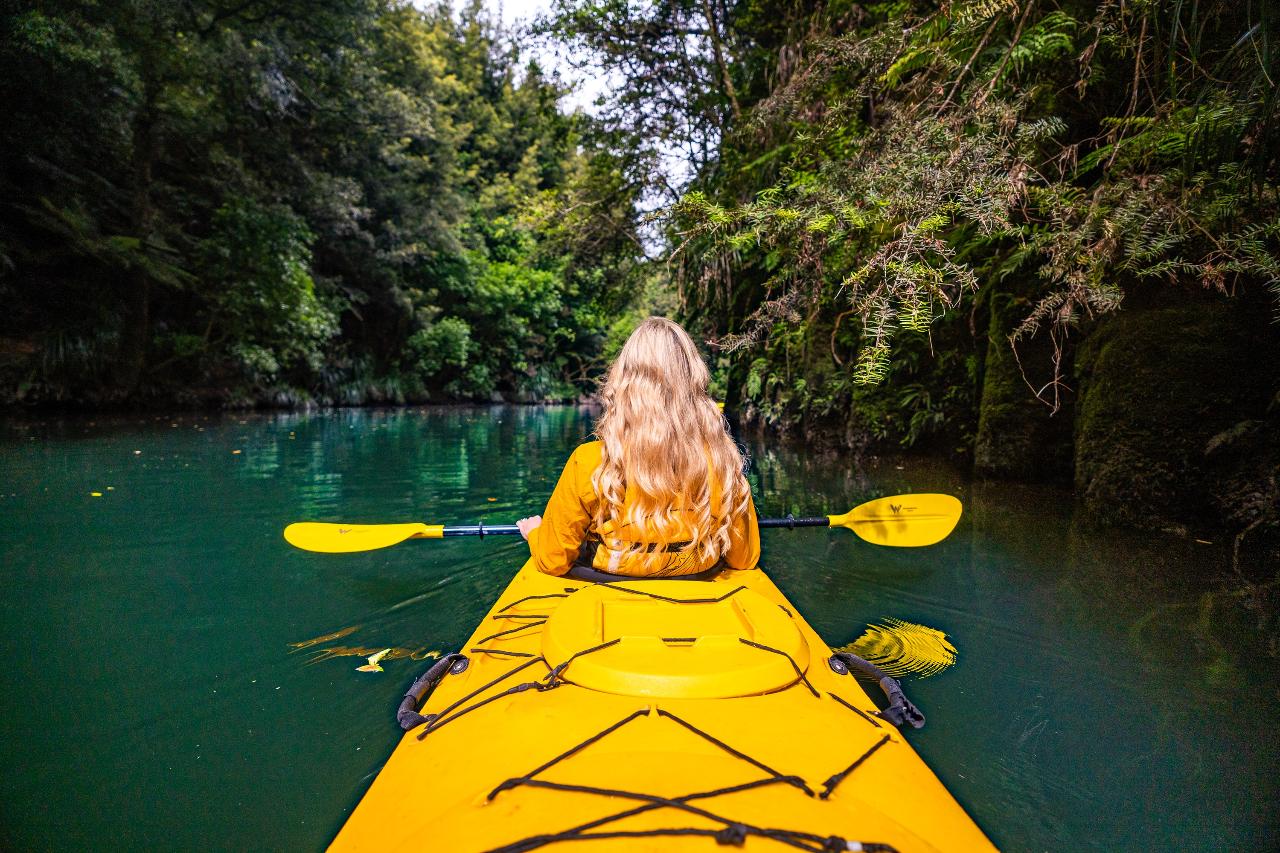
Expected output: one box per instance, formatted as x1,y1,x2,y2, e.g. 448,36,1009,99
397,653,469,731
829,652,925,729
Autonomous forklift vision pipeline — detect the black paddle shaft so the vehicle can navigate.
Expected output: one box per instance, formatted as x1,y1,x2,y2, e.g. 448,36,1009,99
443,523,522,537
756,514,831,529
443,514,829,537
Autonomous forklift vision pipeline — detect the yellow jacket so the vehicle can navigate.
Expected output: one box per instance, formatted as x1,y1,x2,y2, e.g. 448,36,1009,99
528,441,760,577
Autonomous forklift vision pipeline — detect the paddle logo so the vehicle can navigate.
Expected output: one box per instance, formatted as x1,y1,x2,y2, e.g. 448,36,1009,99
890,503,903,514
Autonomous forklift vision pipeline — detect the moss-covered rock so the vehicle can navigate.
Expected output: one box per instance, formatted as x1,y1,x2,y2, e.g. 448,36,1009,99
1073,301,1277,532
1204,405,1280,580
974,287,1074,479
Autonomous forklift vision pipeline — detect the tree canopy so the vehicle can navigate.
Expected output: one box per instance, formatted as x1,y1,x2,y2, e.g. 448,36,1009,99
1,0,647,405
4,0,1277,438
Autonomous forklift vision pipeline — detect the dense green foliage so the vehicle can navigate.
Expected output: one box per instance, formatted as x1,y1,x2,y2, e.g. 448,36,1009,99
1,0,646,405
545,0,1278,451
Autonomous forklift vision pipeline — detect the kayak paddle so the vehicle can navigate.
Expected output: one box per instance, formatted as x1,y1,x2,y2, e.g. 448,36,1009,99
283,493,961,553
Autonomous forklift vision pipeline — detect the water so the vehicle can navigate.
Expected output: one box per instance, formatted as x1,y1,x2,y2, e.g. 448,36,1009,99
0,407,1275,851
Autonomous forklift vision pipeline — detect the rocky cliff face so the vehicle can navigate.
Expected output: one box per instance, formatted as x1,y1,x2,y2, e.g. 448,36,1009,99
1070,300,1277,537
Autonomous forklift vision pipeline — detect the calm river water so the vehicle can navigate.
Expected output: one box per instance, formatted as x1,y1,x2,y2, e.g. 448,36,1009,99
1,406,1276,851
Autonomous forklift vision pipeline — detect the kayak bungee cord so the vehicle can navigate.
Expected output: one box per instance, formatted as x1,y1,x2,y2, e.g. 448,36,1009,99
826,692,885,730
739,637,820,697
496,592,574,612
481,706,900,853
818,735,893,802
592,581,750,604
468,647,537,658
390,585,919,852
475,620,550,645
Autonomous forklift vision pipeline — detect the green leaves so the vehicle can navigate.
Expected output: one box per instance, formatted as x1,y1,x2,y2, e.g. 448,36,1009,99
853,344,891,386
667,0,1279,435
2,0,645,404
201,197,337,381
408,317,471,376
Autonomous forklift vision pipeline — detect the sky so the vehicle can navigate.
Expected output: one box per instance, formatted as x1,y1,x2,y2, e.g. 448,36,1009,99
486,0,694,233
489,0,553,27
480,0,612,114
413,0,687,245
496,0,611,114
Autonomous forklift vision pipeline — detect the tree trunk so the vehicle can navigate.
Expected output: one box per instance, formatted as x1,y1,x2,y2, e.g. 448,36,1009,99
700,0,741,122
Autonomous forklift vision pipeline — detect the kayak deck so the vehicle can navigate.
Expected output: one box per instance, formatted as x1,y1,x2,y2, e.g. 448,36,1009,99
330,561,996,852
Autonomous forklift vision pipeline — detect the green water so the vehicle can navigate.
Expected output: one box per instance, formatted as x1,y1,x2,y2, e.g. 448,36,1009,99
1,407,1276,851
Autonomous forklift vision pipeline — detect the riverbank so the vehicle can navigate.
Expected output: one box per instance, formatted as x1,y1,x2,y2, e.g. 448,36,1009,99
9,341,1277,574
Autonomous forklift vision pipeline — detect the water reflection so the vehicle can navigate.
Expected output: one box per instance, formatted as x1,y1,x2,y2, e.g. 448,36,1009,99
837,618,957,678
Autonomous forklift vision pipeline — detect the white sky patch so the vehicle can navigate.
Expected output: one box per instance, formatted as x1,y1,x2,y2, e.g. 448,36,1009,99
409,0,611,115
490,0,684,250
411,0,684,253
503,0,616,117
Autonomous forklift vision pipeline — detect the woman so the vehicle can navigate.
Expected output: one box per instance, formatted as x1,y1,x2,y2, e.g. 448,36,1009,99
516,317,760,578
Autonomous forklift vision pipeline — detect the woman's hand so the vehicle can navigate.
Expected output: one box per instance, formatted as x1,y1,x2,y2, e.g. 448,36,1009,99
516,516,542,541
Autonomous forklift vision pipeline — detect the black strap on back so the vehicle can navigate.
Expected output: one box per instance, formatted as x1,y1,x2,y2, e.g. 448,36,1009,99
578,532,692,564
565,563,722,582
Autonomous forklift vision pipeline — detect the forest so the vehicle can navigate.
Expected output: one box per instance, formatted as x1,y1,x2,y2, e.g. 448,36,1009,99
2,0,1277,571
2,0,649,408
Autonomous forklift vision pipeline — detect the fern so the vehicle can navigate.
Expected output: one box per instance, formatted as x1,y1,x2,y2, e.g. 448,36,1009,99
674,0,1280,414
853,343,891,385
1005,12,1078,77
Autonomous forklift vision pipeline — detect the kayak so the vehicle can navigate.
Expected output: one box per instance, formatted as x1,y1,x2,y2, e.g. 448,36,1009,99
329,559,997,852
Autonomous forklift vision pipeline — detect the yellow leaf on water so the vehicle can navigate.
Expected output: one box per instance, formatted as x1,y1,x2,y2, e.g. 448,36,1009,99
90,492,103,497
232,449,242,455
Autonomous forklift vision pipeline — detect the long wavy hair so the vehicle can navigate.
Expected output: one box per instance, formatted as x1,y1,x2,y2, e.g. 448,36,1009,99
591,317,751,573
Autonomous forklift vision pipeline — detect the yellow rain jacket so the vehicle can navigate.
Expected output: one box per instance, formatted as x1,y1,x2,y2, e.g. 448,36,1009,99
528,441,760,577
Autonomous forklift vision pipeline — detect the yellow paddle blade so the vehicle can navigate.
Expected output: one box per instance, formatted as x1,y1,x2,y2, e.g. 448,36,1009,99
828,493,962,547
283,522,444,553
838,618,957,679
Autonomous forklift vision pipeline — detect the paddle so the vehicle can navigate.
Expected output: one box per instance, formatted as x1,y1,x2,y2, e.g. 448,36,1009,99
283,493,961,553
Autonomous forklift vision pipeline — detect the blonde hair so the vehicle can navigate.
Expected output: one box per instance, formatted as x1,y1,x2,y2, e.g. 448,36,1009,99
591,317,751,573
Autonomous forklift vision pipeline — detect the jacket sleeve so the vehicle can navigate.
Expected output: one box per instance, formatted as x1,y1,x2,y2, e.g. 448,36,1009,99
723,492,761,570
527,448,594,576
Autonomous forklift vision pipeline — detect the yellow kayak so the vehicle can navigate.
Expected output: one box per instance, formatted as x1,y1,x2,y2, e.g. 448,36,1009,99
331,560,996,852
